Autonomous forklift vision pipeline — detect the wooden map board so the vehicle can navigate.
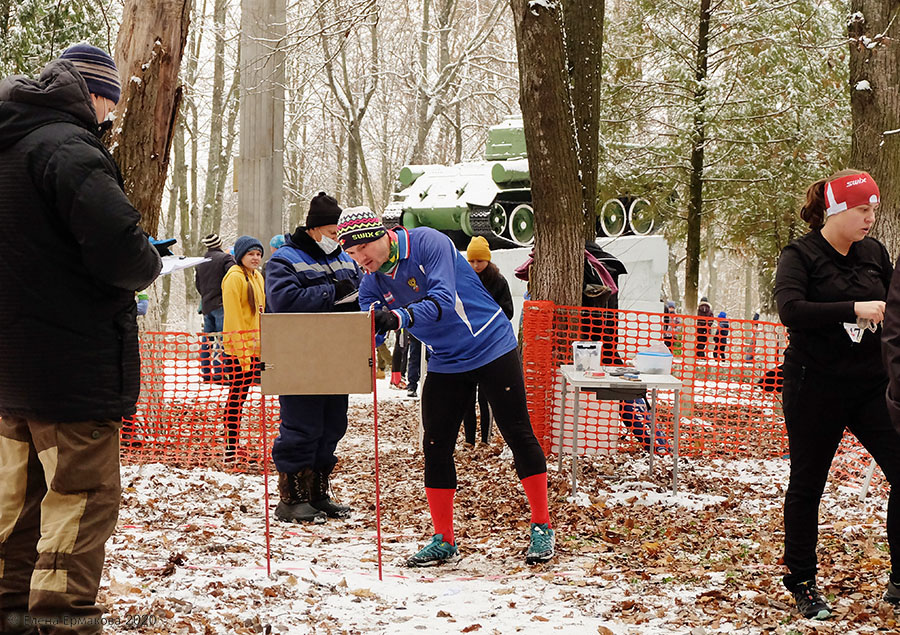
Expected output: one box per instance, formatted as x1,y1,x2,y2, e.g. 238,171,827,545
259,312,372,395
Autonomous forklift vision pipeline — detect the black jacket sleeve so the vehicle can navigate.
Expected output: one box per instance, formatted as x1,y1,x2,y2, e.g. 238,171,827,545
774,244,856,328
41,133,161,291
883,256,900,432
492,275,515,320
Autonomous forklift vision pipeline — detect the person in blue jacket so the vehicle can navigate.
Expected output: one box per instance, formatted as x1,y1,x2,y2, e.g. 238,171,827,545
265,192,362,524
337,206,554,567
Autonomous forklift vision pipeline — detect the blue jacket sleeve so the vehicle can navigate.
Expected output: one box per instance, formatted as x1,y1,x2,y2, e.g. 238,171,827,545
396,232,457,329
265,256,336,313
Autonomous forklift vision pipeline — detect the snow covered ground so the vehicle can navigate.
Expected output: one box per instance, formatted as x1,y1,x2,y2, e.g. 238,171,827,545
101,397,898,634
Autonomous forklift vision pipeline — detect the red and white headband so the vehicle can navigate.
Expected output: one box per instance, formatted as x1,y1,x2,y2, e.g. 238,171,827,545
825,172,880,217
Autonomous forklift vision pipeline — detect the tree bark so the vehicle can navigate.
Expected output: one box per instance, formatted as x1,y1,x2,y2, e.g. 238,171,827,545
509,0,582,306
849,0,900,256
562,0,604,241
111,0,191,236
684,0,711,313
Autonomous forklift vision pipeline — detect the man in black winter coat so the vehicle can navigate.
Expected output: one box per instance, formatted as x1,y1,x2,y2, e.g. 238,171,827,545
195,232,236,333
0,45,161,633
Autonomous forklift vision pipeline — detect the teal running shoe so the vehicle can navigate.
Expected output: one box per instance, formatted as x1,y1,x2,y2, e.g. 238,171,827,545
525,523,555,564
790,580,832,620
406,534,460,567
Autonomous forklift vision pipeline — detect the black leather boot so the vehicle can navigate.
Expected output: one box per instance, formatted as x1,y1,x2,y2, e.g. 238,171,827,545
310,468,352,518
274,469,326,523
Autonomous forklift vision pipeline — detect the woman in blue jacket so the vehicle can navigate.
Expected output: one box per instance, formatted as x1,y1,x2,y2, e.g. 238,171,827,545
338,207,553,567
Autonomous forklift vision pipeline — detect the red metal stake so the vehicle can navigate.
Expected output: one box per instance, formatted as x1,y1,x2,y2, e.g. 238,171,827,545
372,311,383,581
261,392,272,577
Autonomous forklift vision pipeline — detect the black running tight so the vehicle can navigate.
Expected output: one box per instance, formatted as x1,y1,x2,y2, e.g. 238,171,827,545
421,349,546,488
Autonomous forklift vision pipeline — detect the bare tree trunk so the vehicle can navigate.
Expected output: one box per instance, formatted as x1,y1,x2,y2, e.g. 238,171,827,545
667,248,681,305
849,0,900,255
201,0,228,245
509,0,582,305
318,8,378,209
684,0,711,313
348,117,360,203
111,0,191,236
562,0,604,241
212,61,240,235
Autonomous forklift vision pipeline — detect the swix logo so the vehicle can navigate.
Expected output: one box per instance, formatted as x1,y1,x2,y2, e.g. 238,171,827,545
847,177,868,187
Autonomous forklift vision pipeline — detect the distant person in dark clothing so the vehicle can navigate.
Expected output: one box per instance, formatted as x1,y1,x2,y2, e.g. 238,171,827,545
662,300,679,351
0,44,162,633
713,311,730,360
696,297,713,357
196,232,236,333
463,237,514,445
406,335,425,398
776,169,900,619
196,233,236,381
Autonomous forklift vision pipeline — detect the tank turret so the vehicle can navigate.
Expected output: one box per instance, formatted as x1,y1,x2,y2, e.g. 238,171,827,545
383,117,655,248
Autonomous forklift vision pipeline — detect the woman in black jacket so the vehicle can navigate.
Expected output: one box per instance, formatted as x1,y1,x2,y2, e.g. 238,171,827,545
463,237,514,445
775,170,900,619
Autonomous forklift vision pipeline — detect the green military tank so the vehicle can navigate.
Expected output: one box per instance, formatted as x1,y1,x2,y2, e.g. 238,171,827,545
382,117,655,248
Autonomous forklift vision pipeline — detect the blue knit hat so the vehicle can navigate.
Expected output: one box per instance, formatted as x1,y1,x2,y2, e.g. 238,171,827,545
234,235,264,263
60,43,121,104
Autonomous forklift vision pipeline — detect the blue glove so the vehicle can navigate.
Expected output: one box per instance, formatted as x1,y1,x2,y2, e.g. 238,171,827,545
149,236,177,257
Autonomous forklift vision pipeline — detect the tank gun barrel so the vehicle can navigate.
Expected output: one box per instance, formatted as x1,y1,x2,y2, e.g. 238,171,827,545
491,159,530,184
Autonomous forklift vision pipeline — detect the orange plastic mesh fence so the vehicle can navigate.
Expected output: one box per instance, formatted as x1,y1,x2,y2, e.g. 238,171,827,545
521,300,885,495
121,330,279,473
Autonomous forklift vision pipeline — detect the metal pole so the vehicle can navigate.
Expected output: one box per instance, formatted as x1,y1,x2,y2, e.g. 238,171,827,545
557,371,568,471
648,387,658,473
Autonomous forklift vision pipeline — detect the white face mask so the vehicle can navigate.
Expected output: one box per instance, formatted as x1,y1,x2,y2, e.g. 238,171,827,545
316,235,340,254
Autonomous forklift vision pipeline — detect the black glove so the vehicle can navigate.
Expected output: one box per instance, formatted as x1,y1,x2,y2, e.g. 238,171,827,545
333,279,357,302
373,307,400,334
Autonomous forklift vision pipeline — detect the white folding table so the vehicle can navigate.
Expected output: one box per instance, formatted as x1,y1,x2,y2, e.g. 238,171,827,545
556,365,682,493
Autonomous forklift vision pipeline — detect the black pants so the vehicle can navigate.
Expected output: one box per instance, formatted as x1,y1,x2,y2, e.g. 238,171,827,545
463,385,491,444
421,349,546,488
224,357,258,455
782,362,900,589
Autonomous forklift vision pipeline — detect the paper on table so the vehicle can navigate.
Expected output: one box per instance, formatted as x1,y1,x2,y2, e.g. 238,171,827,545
160,256,209,275
335,289,359,305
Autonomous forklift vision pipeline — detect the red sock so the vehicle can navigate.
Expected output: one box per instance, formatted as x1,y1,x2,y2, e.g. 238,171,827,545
521,472,551,526
391,371,402,385
425,487,455,545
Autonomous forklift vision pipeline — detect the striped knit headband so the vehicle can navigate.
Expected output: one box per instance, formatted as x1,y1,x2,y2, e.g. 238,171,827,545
337,206,387,248
60,43,121,104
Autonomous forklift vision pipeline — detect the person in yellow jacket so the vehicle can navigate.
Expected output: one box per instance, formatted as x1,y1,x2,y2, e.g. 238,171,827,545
222,235,266,462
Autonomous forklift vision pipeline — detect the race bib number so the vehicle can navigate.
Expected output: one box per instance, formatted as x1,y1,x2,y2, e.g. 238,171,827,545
843,322,864,343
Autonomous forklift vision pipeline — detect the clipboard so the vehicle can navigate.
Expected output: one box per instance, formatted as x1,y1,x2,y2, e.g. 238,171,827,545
259,312,373,395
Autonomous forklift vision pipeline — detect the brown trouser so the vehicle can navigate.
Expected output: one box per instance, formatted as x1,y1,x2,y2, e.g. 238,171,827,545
0,417,121,635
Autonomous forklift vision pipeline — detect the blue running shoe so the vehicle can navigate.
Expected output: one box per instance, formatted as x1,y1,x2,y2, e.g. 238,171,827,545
406,534,460,567
525,523,555,564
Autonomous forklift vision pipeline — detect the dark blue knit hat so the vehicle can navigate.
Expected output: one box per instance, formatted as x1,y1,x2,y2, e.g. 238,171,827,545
234,235,264,263
60,43,121,104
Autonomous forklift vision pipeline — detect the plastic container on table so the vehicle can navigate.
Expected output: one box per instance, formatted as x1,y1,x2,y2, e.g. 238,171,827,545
633,342,673,375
